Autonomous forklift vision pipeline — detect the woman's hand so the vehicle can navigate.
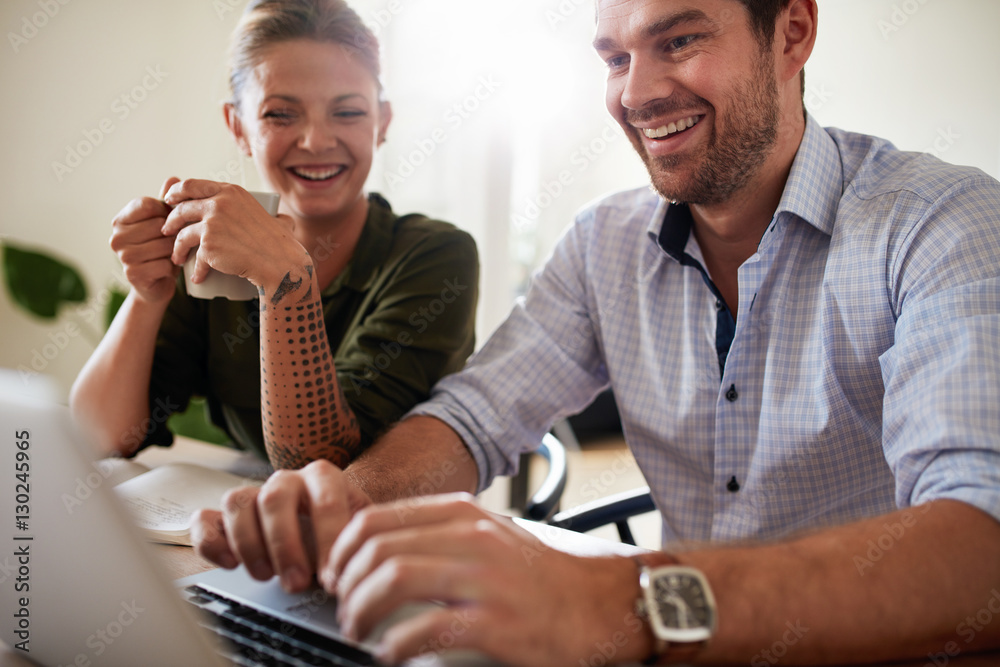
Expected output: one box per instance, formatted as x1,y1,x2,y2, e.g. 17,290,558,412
191,460,373,593
109,177,182,305
161,179,304,295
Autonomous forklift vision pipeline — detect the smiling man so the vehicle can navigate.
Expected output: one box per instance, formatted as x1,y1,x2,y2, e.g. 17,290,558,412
193,0,1000,664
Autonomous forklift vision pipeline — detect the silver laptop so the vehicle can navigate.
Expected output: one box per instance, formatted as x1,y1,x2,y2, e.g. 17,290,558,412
0,371,496,667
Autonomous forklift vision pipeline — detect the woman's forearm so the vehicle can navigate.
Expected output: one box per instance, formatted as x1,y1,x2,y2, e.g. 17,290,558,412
69,291,170,456
258,261,361,469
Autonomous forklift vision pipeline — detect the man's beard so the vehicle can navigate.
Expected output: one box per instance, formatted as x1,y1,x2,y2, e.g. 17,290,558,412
627,51,781,206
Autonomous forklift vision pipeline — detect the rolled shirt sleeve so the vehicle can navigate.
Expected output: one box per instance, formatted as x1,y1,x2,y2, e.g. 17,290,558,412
880,173,1000,521
411,208,610,493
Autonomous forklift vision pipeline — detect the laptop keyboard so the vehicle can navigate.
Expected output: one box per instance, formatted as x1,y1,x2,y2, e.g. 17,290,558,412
183,584,378,667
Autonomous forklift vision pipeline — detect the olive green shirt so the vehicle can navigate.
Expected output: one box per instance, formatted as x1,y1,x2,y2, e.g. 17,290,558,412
143,193,479,461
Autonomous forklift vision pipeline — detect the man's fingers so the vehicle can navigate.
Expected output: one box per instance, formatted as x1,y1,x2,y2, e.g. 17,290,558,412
373,605,485,666
327,493,483,585
221,486,274,581
191,509,238,569
339,556,485,642
335,518,511,604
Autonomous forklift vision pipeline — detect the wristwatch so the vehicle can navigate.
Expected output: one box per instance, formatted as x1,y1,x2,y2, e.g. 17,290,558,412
633,553,717,664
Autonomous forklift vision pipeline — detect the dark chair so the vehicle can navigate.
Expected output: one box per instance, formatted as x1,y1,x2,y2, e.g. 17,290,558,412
547,485,655,546
520,432,569,522
520,428,656,545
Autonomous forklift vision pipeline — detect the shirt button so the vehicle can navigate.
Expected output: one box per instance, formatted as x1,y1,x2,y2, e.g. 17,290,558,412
725,384,739,402
727,476,740,492
715,299,724,312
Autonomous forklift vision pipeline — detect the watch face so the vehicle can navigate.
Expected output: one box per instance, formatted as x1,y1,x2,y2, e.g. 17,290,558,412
646,567,716,642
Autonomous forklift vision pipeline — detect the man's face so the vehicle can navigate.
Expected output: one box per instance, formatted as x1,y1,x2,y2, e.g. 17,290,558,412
595,0,780,206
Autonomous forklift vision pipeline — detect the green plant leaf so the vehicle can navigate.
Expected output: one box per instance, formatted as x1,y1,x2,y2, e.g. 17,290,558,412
2,241,88,319
167,397,231,446
105,286,128,330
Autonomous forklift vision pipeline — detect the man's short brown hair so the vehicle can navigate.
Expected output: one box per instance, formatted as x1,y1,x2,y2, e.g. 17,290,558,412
735,0,805,99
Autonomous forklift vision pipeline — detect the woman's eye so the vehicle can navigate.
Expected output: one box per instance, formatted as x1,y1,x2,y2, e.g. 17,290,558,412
334,110,366,119
263,110,295,124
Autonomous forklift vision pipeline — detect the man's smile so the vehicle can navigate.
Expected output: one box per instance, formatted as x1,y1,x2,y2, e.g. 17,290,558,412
640,115,704,139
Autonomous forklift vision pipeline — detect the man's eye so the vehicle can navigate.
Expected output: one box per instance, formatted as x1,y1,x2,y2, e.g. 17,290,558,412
667,35,698,51
606,55,629,70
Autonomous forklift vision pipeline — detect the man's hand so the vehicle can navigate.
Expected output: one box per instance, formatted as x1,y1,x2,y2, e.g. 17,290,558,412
328,494,652,666
191,460,373,593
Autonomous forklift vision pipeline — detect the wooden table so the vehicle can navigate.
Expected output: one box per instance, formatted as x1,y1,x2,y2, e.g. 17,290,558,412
4,439,999,666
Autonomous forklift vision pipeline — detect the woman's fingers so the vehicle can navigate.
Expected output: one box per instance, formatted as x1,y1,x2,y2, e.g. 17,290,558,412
220,485,274,581
190,509,239,569
192,462,372,594
256,471,316,592
170,220,205,270
159,176,181,200
163,178,223,207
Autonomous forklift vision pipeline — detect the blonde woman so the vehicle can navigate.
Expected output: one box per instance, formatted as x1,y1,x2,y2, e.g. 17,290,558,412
71,0,478,470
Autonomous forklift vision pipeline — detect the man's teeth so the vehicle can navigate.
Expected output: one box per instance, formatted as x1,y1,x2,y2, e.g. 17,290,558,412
292,166,344,181
643,116,701,139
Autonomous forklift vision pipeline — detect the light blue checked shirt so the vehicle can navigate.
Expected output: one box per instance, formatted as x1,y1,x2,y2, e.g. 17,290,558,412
412,115,1000,545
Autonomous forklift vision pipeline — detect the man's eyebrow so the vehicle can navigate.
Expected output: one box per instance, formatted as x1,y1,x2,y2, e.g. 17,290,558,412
593,8,717,52
643,9,716,40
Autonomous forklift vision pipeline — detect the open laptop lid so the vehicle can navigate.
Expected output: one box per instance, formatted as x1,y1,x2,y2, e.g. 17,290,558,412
0,369,225,667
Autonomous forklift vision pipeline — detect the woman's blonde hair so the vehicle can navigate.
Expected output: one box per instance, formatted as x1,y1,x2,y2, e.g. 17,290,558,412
228,0,384,110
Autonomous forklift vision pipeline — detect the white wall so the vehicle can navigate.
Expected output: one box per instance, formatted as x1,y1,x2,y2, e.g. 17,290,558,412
2,0,998,396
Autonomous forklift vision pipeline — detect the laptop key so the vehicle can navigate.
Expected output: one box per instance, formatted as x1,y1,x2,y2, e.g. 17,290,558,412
186,590,378,666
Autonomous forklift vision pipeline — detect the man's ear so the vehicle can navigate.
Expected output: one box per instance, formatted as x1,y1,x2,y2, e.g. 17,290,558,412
776,0,817,89
224,102,253,157
377,100,393,147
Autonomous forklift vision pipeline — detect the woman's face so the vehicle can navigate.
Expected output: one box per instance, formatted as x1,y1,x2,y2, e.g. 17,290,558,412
227,38,390,225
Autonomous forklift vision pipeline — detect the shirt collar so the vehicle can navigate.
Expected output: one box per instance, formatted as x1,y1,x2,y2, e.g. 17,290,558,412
774,113,845,237
650,113,846,255
321,192,394,296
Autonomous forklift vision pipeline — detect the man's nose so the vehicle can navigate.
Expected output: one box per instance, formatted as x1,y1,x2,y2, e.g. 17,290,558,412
620,56,677,113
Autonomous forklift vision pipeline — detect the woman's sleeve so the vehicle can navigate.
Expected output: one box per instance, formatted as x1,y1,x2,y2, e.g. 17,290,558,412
333,223,480,449
139,280,209,451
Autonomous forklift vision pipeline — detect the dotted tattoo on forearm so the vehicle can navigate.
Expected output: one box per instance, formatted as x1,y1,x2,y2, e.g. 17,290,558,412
260,276,359,470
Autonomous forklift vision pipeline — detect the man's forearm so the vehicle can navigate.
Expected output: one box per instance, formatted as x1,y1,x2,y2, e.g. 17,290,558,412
684,500,1000,664
344,415,479,504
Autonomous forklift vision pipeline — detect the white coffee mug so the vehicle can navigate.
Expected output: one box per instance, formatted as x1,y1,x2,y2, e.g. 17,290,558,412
183,190,280,300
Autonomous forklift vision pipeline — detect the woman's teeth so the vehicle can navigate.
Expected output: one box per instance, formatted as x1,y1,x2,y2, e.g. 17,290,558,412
291,166,344,181
643,116,701,139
